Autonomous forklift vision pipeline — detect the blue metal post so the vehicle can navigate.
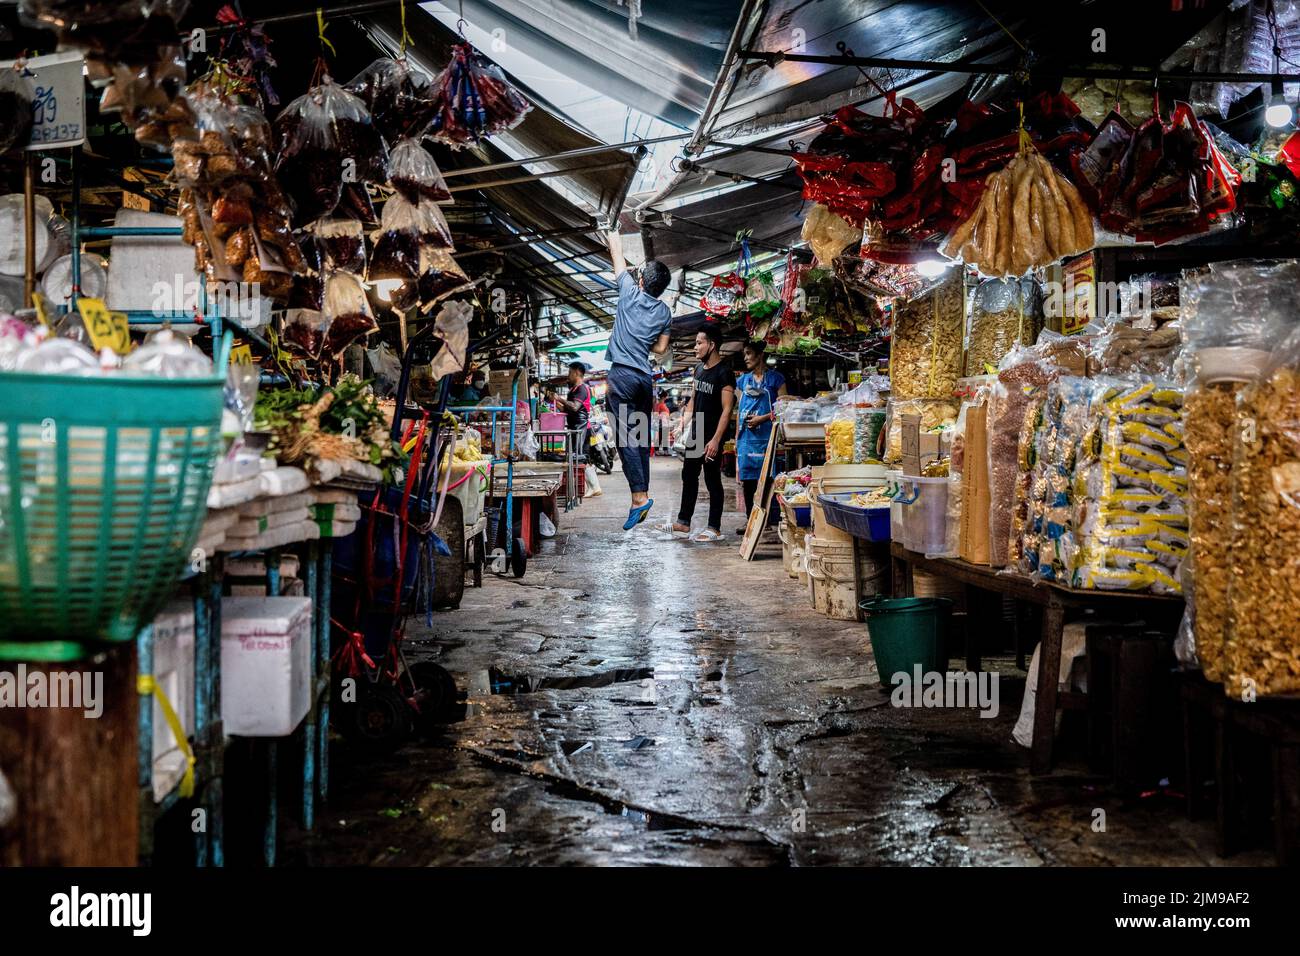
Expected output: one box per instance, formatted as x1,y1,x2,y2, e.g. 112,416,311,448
318,544,332,802
264,740,277,867
207,558,225,867
136,623,154,859
191,573,211,867
302,542,318,830
265,550,280,596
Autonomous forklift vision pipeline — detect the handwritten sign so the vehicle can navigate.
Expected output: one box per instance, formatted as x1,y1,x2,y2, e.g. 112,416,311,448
0,52,86,151
77,297,130,354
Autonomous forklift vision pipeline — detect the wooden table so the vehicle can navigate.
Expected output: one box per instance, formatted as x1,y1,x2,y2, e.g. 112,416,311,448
490,464,561,555
889,542,1183,774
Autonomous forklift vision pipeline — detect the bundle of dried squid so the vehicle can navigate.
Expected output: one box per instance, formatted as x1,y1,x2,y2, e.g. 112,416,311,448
941,152,1094,277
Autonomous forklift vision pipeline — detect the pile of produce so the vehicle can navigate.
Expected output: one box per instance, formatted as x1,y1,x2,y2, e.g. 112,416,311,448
941,151,1094,277
253,374,401,477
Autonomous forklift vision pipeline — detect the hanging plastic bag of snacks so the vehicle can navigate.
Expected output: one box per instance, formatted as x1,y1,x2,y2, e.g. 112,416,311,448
743,270,781,322
429,43,532,147
369,195,425,281
321,271,378,356
700,273,746,319
311,218,367,274
274,77,389,226
388,137,453,203
345,56,439,143
966,276,1043,376
825,405,856,464
282,308,327,358
393,248,473,312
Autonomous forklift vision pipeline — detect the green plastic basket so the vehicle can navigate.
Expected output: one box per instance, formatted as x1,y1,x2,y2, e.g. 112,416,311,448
0,335,229,655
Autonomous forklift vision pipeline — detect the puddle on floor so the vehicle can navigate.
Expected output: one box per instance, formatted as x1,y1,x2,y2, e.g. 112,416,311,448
487,665,655,694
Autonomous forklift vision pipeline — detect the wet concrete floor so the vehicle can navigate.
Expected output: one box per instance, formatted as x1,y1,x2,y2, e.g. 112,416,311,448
283,458,1268,866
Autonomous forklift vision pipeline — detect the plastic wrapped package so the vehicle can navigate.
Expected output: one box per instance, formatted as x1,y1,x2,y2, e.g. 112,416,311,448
428,43,532,147
883,398,958,463
801,203,861,265
345,57,439,143
392,248,473,312
282,309,327,358
321,272,377,357
1184,381,1242,680
274,77,388,226
966,277,1043,376
1224,329,1300,698
1181,258,1300,355
825,406,855,464
0,66,35,154
890,268,965,400
854,406,886,463
988,345,1063,566
387,137,452,203
312,218,366,274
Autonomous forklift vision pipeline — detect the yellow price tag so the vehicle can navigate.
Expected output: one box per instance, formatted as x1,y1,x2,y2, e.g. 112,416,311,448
31,292,52,329
230,344,253,365
77,298,131,354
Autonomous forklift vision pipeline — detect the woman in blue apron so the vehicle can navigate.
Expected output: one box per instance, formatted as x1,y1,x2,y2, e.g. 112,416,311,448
735,341,787,531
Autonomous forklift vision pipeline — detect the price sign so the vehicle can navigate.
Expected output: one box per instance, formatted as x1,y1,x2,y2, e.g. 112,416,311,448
0,52,87,151
77,297,130,354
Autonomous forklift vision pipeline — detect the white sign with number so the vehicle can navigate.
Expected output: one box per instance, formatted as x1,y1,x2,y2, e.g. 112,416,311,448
0,51,86,151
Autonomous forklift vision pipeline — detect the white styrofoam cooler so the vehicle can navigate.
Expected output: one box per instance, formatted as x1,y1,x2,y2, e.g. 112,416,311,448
220,596,312,737
150,599,196,802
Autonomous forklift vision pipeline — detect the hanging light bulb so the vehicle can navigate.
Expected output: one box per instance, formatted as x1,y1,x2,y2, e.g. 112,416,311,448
1266,78,1294,128
915,258,949,278
372,278,404,303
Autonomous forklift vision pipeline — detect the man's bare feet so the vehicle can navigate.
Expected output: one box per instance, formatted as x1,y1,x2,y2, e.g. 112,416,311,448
672,522,691,534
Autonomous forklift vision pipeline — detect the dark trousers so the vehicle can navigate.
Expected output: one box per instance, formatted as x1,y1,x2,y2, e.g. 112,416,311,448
606,363,653,494
678,453,724,530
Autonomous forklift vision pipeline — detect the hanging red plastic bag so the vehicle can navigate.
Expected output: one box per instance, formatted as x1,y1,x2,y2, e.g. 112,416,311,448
700,273,745,319
429,43,531,148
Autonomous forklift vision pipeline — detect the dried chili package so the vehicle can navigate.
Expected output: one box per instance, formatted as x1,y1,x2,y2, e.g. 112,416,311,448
393,248,472,312
282,308,327,358
345,57,439,143
322,271,378,356
388,137,452,203
0,67,34,154
275,77,389,226
312,218,367,274
368,194,425,281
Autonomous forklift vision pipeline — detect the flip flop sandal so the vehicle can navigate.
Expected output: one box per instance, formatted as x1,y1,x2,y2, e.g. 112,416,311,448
623,499,653,530
690,528,723,542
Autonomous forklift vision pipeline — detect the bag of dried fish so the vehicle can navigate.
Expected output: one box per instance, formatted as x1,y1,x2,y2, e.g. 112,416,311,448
966,277,1042,376
312,218,367,274
889,268,964,400
1224,330,1300,698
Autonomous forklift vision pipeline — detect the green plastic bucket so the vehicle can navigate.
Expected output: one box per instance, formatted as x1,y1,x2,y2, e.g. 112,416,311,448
0,334,229,655
860,596,953,685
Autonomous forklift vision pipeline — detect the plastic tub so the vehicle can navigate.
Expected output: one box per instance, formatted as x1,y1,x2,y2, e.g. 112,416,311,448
897,476,949,554
818,493,891,541
860,596,953,685
805,534,858,620
778,494,812,528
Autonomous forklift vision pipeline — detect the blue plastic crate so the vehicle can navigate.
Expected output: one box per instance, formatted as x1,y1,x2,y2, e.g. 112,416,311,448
818,493,891,541
778,495,812,528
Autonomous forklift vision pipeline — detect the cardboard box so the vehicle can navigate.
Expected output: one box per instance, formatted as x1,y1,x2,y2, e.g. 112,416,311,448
900,413,942,477
959,404,991,565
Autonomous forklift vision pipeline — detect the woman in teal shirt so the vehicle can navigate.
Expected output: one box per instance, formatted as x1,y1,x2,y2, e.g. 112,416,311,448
735,341,787,530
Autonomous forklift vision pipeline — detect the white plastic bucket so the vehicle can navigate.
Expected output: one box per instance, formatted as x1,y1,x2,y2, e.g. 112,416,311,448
805,534,858,620
898,476,949,554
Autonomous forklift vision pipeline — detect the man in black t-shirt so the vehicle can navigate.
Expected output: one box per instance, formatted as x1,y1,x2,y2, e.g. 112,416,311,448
666,325,735,540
